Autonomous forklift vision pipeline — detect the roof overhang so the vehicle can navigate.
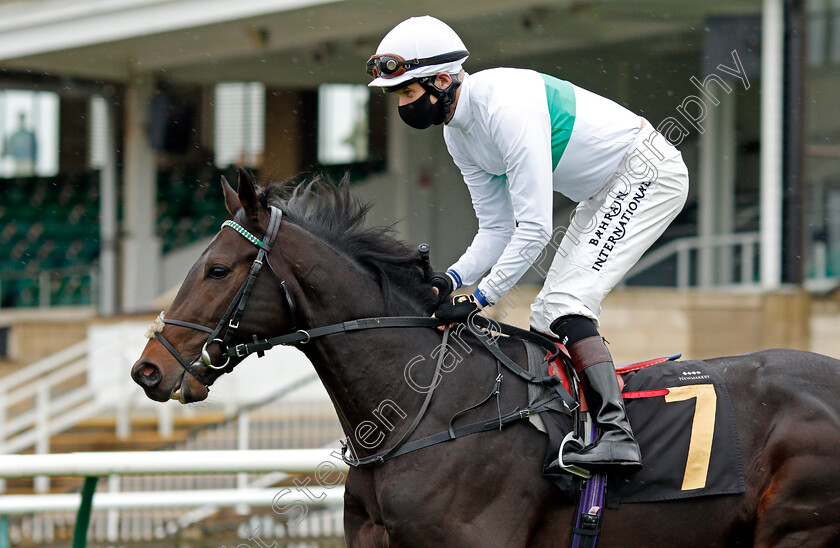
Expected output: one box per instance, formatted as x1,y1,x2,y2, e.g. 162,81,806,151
0,0,761,88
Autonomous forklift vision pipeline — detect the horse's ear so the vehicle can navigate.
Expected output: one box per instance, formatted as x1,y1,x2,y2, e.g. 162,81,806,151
221,176,240,217
237,170,260,222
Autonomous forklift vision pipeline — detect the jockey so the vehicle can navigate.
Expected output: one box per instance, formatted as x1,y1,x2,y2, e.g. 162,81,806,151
366,16,688,470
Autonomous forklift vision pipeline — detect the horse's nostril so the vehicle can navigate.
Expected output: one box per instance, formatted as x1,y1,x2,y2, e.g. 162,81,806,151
133,361,162,388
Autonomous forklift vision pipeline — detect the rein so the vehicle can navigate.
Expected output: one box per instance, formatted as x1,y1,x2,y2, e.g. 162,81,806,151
153,207,575,467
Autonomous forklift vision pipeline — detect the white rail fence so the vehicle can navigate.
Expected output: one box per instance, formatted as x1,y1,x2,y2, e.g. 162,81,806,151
624,232,761,289
0,318,330,496
0,449,347,545
0,449,347,479
1,340,113,457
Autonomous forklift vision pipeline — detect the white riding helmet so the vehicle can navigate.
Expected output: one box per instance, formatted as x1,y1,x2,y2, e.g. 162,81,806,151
367,16,469,89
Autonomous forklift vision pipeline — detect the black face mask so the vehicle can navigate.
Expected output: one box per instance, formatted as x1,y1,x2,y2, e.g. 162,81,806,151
398,90,446,130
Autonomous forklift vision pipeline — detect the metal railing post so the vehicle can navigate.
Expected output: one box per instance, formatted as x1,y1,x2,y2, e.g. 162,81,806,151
35,385,50,493
237,411,251,515
0,388,6,493
116,397,130,439
677,245,690,290
106,474,119,542
38,271,50,308
741,242,752,285
0,513,8,548
157,403,172,438
72,476,98,548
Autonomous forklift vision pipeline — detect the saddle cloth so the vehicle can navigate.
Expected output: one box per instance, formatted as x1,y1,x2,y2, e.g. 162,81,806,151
523,342,745,504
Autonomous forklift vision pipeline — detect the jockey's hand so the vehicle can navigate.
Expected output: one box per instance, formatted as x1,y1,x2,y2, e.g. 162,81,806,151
433,294,482,325
429,271,454,305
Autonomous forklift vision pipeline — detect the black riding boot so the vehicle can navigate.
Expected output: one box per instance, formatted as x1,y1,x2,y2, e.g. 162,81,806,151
563,335,642,469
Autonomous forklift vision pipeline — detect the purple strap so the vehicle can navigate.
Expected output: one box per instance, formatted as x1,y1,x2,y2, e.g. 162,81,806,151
569,421,607,548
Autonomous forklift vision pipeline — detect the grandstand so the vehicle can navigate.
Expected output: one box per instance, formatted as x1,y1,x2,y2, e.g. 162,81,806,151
0,167,235,308
0,174,99,308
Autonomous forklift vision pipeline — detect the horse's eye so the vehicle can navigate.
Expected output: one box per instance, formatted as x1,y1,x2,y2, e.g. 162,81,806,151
207,265,230,279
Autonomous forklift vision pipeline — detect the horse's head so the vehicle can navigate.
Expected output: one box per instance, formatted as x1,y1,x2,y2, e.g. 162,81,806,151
132,172,438,404
131,172,296,403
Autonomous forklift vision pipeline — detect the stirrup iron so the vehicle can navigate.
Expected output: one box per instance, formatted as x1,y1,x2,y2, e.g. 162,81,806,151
558,431,591,479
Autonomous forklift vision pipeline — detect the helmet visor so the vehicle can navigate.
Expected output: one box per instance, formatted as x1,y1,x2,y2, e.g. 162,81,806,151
366,50,469,80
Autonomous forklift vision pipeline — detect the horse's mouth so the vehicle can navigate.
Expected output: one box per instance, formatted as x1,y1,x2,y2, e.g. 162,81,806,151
169,375,183,402
171,370,209,404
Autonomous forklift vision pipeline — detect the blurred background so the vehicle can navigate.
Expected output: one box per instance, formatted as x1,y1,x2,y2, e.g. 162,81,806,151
0,0,838,546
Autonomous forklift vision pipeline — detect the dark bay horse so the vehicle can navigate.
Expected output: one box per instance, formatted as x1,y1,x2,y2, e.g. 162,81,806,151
132,174,840,547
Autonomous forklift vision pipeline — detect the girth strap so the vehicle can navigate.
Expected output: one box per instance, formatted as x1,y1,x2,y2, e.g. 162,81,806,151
344,394,563,465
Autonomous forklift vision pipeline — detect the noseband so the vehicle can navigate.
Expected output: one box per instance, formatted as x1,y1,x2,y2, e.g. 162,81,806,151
154,206,296,386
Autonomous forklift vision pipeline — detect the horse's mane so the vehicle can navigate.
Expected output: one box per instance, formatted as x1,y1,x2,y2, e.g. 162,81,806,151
258,174,438,315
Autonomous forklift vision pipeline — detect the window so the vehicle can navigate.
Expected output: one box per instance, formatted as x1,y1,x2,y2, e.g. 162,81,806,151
317,84,370,165
808,0,840,66
214,82,265,168
0,90,59,177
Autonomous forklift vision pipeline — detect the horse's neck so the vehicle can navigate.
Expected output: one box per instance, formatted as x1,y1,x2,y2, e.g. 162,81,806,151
288,239,435,439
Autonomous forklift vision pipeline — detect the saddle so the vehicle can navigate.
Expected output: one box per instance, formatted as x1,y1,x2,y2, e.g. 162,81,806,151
539,341,679,413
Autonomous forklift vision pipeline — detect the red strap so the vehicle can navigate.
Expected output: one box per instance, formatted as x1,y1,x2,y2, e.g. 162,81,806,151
622,388,670,399
545,343,573,396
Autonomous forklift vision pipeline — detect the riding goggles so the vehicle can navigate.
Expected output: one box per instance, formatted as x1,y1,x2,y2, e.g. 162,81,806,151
366,50,469,79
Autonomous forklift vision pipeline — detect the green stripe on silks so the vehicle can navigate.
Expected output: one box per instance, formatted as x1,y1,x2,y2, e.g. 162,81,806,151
73,476,99,548
540,73,576,170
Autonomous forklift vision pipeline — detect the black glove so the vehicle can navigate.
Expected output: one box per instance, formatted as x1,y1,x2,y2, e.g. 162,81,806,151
433,294,481,323
429,271,454,304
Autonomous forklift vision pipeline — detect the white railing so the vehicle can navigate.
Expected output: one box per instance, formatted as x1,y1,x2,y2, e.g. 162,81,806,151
0,339,126,456
0,340,114,493
0,449,346,547
0,449,344,478
0,340,87,393
0,487,344,513
0,319,338,543
625,232,761,289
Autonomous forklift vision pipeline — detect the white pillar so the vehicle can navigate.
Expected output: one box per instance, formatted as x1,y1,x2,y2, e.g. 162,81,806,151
698,86,738,287
121,72,161,312
99,92,118,315
760,0,784,290
697,94,720,288
718,90,737,284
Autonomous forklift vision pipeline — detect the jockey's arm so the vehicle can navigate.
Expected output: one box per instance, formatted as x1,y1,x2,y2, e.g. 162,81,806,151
445,161,515,292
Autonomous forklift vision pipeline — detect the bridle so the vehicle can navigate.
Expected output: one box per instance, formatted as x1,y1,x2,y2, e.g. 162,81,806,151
154,205,448,387
154,205,296,386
